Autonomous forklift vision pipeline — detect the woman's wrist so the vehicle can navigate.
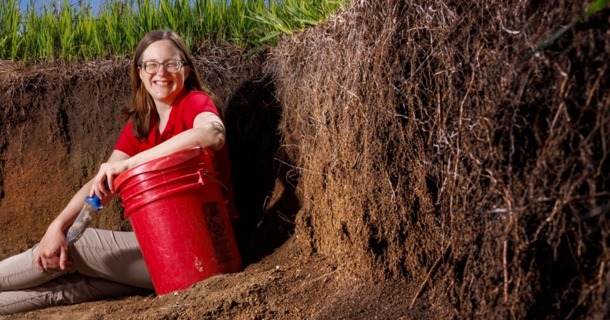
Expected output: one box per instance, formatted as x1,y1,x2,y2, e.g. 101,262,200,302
48,216,70,233
126,156,138,171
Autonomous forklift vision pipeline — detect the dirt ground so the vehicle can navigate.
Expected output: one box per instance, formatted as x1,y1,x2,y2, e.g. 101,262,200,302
0,237,430,320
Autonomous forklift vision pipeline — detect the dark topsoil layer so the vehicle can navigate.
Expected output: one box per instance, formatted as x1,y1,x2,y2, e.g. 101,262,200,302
1,0,610,319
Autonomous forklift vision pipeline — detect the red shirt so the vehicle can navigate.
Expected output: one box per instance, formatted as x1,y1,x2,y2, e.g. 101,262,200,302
114,90,237,220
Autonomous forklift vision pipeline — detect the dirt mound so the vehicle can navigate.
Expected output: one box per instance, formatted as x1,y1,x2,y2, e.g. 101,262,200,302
266,0,609,318
1,0,609,319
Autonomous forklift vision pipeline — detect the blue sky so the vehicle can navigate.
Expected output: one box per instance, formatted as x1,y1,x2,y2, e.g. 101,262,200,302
18,0,111,14
17,0,274,16
17,1,274,14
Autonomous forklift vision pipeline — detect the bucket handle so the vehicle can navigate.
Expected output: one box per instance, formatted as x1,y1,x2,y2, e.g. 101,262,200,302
197,169,230,206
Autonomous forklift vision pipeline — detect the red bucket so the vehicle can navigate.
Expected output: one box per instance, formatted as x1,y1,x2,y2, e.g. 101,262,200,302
114,146,242,295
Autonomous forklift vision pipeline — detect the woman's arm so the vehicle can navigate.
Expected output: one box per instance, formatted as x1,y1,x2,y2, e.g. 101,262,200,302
35,150,130,271
130,111,225,165
35,179,93,271
90,112,225,198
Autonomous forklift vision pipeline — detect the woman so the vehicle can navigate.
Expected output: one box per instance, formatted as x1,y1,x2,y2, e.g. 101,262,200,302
0,30,236,314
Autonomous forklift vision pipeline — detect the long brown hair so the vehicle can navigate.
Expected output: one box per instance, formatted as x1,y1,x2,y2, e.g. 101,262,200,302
124,30,214,140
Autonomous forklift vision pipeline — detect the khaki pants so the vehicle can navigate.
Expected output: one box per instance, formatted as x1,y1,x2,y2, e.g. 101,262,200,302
0,228,154,315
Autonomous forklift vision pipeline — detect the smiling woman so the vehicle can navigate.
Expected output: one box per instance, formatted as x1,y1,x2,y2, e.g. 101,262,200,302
0,29,239,314
138,42,188,109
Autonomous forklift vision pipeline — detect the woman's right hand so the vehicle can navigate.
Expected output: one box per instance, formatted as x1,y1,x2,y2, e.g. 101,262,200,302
90,154,132,200
34,221,73,272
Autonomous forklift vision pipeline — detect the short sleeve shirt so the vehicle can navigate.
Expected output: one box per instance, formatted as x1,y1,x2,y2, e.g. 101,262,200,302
114,90,237,220
115,90,218,152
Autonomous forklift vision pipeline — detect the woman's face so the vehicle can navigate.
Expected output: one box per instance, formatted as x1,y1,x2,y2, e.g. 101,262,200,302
139,39,189,106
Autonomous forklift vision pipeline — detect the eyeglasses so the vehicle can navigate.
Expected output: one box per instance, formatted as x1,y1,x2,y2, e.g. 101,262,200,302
140,60,186,74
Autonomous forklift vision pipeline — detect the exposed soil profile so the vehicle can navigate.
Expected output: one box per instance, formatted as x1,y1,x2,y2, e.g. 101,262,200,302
1,0,609,319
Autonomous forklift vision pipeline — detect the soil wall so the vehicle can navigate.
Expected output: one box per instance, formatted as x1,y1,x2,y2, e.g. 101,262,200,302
266,0,609,318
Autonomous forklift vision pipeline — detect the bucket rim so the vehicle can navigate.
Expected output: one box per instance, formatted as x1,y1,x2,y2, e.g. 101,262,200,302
122,180,205,218
115,146,211,190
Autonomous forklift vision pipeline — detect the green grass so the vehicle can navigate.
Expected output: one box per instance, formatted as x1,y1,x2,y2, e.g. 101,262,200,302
0,0,348,62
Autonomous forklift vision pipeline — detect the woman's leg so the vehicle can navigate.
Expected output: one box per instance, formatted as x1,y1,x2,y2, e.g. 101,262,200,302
0,244,60,290
70,228,153,289
0,228,153,315
0,272,148,315
0,228,152,290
